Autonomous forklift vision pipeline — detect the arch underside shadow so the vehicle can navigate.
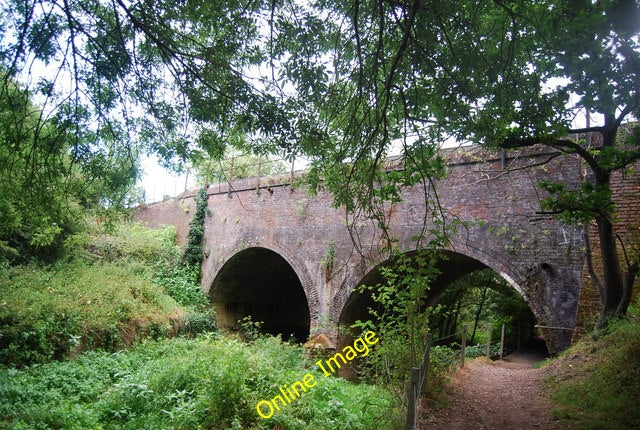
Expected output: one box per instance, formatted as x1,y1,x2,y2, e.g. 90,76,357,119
337,249,544,357
339,250,491,326
334,237,542,325
209,247,311,342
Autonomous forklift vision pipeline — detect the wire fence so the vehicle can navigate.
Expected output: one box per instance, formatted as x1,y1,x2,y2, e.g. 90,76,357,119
146,149,443,203
203,155,291,184
145,153,314,204
405,323,507,430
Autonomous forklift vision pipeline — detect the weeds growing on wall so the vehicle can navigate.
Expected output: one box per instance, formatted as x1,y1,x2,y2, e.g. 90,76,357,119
182,188,208,270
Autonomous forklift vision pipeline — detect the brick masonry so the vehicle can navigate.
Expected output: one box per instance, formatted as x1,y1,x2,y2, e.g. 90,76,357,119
135,146,591,355
573,160,640,336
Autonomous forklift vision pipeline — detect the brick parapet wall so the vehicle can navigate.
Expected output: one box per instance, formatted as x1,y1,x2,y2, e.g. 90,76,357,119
574,160,640,336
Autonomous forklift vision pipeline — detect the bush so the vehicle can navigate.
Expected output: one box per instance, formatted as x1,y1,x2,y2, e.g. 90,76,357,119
180,309,218,336
152,263,209,311
464,342,502,359
0,308,83,366
352,250,443,390
0,336,399,429
0,259,184,367
238,315,265,341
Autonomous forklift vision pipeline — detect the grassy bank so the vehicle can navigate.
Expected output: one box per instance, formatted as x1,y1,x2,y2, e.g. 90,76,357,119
0,222,212,367
545,301,640,429
0,260,185,366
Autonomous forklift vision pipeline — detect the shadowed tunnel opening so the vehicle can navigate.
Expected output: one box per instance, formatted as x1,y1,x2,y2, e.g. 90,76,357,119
337,250,543,378
339,251,488,327
210,247,310,342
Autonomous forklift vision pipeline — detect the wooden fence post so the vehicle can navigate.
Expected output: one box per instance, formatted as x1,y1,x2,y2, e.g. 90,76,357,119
460,324,468,367
406,367,420,430
420,333,432,394
227,156,235,198
486,323,492,358
499,324,506,360
256,154,262,194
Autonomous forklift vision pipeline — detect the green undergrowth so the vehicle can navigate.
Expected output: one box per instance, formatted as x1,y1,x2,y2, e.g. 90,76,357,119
0,222,214,367
0,220,400,428
544,300,640,430
0,335,400,430
0,260,184,366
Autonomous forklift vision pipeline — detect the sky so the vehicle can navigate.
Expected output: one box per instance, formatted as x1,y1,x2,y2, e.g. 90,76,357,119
138,155,196,203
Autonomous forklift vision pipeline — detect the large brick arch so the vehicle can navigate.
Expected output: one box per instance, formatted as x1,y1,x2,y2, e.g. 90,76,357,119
330,238,540,329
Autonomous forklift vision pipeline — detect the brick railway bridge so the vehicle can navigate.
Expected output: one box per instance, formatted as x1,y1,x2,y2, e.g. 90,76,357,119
135,146,589,355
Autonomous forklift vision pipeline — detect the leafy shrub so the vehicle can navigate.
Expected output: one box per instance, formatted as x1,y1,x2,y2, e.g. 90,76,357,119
352,250,443,389
0,336,399,429
425,345,463,396
238,315,265,341
180,309,217,336
152,263,209,311
430,345,459,370
0,308,83,367
0,260,183,367
464,342,502,359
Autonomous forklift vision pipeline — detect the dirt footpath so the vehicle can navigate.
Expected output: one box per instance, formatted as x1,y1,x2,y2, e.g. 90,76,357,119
420,352,561,430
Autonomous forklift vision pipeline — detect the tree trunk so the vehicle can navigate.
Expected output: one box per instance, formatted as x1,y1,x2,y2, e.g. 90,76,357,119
618,262,638,315
593,121,638,323
470,286,488,344
595,214,626,322
451,292,463,338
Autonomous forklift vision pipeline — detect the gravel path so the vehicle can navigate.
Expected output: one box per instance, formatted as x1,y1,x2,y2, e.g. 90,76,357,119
420,351,561,430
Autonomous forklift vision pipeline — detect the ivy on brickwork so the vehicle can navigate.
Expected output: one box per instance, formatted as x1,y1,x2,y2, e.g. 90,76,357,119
154,187,214,314
183,188,209,272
